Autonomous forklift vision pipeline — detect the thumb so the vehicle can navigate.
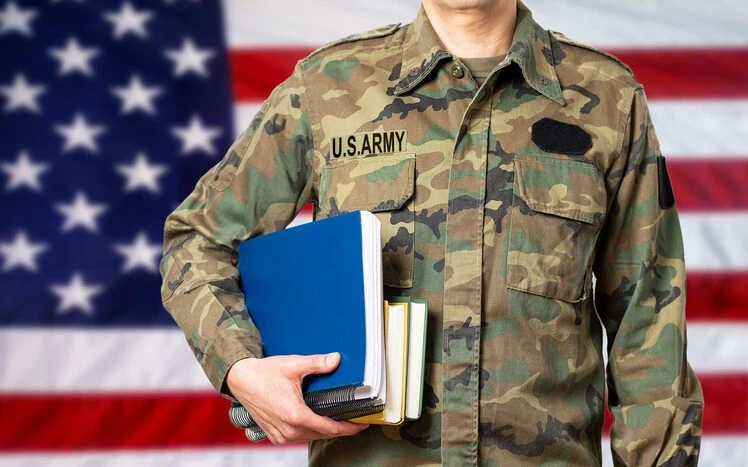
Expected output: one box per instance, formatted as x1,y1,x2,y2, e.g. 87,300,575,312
289,352,340,377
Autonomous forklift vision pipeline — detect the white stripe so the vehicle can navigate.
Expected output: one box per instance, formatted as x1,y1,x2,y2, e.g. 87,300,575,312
223,0,748,48
0,324,744,392
687,324,748,374
233,101,748,159
0,437,744,466
681,212,748,271
0,329,212,392
223,0,420,48
651,100,748,159
0,447,308,467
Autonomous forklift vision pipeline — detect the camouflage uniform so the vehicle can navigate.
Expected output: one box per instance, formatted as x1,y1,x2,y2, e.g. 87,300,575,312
161,2,704,465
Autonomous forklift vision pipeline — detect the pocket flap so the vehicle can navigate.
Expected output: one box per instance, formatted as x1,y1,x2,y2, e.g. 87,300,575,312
514,156,606,224
319,153,416,214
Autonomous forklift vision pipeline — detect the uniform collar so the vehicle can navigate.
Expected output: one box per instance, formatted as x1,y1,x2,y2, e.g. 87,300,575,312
394,1,565,105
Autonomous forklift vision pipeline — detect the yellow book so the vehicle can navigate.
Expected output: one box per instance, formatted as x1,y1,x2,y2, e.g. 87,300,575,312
351,300,409,424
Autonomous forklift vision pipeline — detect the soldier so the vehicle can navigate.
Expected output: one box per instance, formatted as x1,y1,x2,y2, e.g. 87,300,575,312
160,0,704,465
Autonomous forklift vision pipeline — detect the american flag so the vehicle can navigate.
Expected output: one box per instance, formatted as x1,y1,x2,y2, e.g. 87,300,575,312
0,0,745,465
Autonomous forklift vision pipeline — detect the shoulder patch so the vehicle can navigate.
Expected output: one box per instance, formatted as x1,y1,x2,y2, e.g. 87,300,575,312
549,30,634,76
657,156,676,209
301,23,401,64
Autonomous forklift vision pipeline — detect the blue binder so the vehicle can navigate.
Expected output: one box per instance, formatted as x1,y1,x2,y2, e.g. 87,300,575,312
238,211,368,393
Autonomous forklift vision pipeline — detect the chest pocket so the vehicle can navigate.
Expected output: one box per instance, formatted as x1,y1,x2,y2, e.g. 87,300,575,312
507,155,606,302
317,153,416,288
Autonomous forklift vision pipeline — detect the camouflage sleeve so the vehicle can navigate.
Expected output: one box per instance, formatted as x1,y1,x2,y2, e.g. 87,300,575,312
160,64,314,395
593,87,704,466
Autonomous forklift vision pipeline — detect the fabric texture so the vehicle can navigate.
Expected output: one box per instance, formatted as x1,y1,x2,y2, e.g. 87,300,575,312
161,1,703,465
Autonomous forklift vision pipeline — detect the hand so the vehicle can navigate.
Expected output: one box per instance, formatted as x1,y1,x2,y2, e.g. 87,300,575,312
226,352,369,444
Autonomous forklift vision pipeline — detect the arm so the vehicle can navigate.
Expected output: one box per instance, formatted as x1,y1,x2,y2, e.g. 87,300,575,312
160,66,312,391
593,86,704,466
160,66,366,443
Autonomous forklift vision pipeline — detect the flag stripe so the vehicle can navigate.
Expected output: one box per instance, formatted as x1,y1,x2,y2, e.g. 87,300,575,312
686,272,748,321
669,160,748,211
0,447,309,467
229,48,748,102
650,100,748,158
0,329,211,392
1,438,746,467
0,326,744,393
610,49,748,99
0,373,743,451
681,212,748,271
223,0,748,48
0,393,244,450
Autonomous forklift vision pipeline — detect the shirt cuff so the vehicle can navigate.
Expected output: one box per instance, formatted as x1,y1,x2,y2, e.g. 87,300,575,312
200,328,264,397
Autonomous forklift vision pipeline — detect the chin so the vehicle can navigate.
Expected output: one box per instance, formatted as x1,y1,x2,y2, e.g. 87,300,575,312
428,0,512,13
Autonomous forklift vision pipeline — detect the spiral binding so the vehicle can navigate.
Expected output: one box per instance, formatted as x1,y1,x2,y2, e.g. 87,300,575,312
229,386,384,442
230,396,381,429
239,402,385,442
229,384,368,429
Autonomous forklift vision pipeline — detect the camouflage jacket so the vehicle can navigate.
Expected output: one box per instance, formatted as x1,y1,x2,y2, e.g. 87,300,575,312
161,2,704,465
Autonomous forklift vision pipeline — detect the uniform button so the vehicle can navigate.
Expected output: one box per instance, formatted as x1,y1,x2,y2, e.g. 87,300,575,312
539,76,549,85
451,63,465,79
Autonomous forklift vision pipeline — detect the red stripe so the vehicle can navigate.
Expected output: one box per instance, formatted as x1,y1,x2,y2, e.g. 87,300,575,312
609,48,748,99
603,373,748,435
670,159,748,211
229,48,748,101
0,392,250,451
686,272,748,321
230,49,308,102
0,374,744,451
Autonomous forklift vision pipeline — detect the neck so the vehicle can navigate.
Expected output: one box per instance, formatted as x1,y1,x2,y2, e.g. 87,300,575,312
422,0,517,58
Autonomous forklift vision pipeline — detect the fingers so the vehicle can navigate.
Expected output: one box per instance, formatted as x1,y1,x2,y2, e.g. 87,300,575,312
291,405,368,439
226,352,367,445
254,400,368,444
285,352,340,377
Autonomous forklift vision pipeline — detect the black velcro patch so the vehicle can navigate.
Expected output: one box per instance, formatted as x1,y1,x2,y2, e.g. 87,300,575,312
531,118,592,155
657,156,676,209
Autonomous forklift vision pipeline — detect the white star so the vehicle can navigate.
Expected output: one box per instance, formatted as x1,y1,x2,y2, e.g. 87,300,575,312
0,73,46,113
0,231,47,272
1,151,49,192
55,191,108,233
171,115,221,156
164,37,215,77
0,1,37,36
114,232,162,273
103,1,153,40
53,113,107,154
115,152,167,193
111,75,162,115
50,273,103,315
48,37,99,77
